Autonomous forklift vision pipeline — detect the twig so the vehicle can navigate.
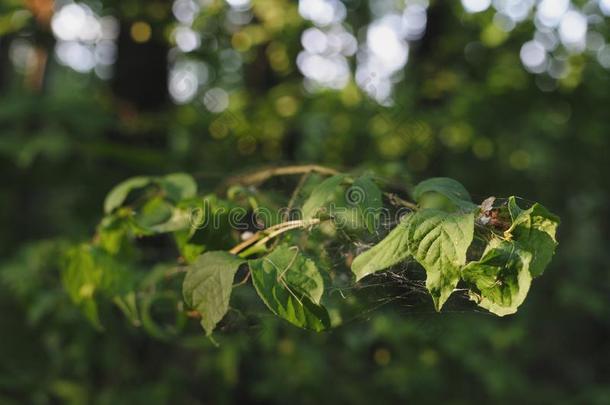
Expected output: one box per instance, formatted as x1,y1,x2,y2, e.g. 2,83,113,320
249,220,319,249
221,164,340,189
384,192,418,210
227,219,317,254
285,171,311,221
229,218,322,255
269,171,312,250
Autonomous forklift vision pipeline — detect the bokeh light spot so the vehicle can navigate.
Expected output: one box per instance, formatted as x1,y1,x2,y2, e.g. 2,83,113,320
461,0,491,14
275,96,299,117
131,21,152,43
509,150,531,170
520,40,547,73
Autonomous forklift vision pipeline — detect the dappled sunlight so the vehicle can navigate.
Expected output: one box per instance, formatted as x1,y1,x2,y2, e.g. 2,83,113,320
38,0,610,104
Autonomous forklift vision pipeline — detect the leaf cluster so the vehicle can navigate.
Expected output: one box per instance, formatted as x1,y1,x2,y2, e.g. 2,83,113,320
61,168,560,336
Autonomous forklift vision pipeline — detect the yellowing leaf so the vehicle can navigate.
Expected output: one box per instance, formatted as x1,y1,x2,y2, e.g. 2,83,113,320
506,197,559,277
462,239,533,316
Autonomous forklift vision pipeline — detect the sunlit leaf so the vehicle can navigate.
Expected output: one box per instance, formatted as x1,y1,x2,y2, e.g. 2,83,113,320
135,196,173,229
160,173,197,202
462,239,533,316
61,244,133,329
407,209,475,311
302,174,346,219
249,247,329,331
351,214,412,281
96,214,131,256
413,177,477,211
103,176,151,214
505,197,559,277
103,173,197,215
61,245,103,328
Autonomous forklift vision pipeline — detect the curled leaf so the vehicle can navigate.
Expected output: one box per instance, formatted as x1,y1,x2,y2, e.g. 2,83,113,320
462,239,533,316
506,197,559,277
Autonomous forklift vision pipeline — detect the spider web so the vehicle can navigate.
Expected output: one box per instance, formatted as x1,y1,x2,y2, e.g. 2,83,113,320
220,173,498,334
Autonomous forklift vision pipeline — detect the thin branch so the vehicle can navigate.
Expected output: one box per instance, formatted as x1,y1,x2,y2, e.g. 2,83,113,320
249,220,320,249
229,218,322,256
285,171,310,220
164,265,188,278
270,171,312,250
227,219,317,254
384,192,418,210
221,164,340,189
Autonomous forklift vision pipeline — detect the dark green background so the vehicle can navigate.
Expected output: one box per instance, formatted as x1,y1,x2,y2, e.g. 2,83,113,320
1,0,608,404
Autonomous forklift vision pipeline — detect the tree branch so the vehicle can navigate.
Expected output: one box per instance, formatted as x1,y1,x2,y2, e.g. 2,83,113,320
229,218,322,256
222,164,340,189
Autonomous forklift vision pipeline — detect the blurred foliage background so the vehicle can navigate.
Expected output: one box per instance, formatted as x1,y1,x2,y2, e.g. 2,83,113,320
1,0,609,403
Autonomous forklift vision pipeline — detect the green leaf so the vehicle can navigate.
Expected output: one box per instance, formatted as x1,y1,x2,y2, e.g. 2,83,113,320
62,244,133,329
461,239,533,316
160,173,197,202
96,214,131,255
302,174,346,219
185,195,240,251
413,177,477,211
133,196,192,234
506,197,559,277
351,214,412,281
413,177,471,202
172,198,207,263
182,251,243,335
331,206,366,232
407,209,475,311
148,208,192,233
270,245,324,303
174,231,206,264
98,255,134,297
507,196,523,220
103,176,151,214
249,247,330,331
103,173,197,214
350,175,382,233
135,196,174,229
62,245,104,328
